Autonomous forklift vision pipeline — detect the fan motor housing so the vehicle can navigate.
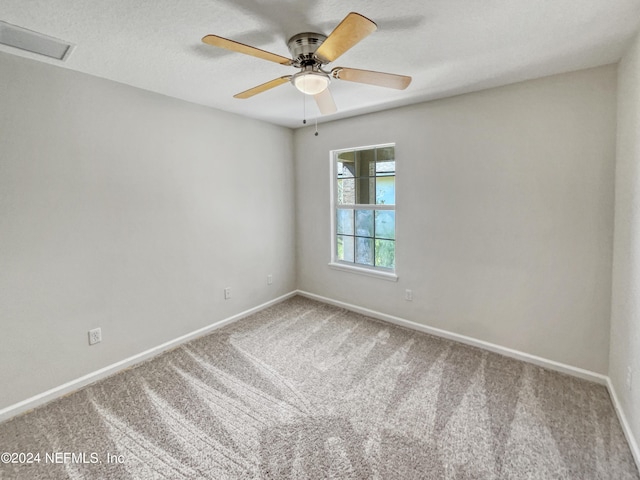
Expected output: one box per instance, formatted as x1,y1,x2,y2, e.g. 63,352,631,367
287,33,327,67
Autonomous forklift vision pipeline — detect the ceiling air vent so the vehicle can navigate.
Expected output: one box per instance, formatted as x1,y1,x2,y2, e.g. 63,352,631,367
0,21,73,61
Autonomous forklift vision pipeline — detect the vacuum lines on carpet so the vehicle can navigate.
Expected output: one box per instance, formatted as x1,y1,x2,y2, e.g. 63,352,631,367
0,296,638,479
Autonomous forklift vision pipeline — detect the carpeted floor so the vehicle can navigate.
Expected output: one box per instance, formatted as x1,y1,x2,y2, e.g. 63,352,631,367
0,296,638,479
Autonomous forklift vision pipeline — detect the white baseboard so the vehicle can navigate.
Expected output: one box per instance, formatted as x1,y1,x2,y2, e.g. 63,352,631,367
607,378,640,468
3,289,638,474
297,290,640,471
296,290,608,385
0,291,297,423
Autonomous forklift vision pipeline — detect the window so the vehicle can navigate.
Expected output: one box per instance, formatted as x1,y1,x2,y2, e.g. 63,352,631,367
330,144,397,280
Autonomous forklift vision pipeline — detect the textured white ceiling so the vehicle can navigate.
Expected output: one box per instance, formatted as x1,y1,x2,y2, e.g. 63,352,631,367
2,1,639,128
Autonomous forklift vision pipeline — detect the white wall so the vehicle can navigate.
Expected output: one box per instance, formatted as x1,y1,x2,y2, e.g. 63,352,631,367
610,30,640,455
0,48,621,414
295,65,617,374
0,52,296,410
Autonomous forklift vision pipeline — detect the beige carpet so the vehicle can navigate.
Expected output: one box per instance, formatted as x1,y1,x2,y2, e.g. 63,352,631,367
0,296,638,479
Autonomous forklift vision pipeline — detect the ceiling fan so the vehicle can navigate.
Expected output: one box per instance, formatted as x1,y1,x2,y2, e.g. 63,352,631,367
201,12,412,115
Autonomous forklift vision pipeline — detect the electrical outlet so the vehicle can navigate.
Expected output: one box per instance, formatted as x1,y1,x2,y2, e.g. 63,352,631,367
88,328,102,345
224,287,231,300
626,366,632,391
405,289,413,301
267,274,273,285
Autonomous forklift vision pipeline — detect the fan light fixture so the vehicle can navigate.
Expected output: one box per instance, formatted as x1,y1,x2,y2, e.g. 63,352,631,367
292,71,330,95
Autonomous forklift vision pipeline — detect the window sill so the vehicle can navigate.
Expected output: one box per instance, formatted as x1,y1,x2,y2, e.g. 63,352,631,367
328,262,398,282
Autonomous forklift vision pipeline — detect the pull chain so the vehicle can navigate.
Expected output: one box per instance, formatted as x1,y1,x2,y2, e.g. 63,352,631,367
301,93,318,136
302,93,306,125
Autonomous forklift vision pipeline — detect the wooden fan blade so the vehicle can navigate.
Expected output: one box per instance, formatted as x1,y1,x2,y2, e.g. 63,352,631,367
315,12,377,63
202,34,292,65
314,88,337,115
234,76,292,99
332,67,411,90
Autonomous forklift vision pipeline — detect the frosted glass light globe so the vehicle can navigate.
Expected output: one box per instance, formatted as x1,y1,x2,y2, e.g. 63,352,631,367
292,72,330,95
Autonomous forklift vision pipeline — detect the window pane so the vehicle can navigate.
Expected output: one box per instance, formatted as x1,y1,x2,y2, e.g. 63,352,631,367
355,210,374,237
375,211,395,239
337,235,354,262
376,176,395,205
355,237,374,265
377,146,395,162
336,209,354,235
337,151,355,164
375,239,395,268
356,150,376,177
337,161,354,178
337,178,355,204
376,160,395,175
356,177,376,204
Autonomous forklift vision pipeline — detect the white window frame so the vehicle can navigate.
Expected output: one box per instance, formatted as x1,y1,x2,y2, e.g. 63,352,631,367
328,143,398,282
